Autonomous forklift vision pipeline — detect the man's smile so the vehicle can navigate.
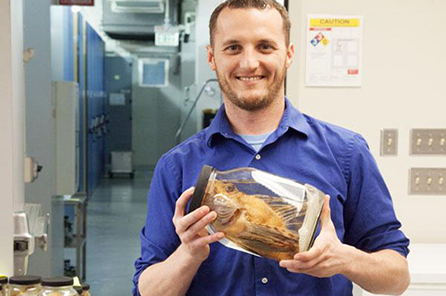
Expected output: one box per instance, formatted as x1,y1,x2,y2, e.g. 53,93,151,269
207,3,292,112
236,75,266,82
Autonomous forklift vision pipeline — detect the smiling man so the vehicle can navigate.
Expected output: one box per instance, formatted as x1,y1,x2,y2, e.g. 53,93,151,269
133,1,410,296
208,6,291,114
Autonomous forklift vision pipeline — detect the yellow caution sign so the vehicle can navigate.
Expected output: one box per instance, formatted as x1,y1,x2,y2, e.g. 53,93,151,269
310,18,360,28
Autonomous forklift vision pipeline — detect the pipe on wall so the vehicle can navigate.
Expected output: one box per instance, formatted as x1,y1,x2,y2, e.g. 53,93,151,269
12,0,26,213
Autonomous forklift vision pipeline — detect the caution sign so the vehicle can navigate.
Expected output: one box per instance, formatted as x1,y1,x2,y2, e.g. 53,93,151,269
59,0,94,6
310,18,361,28
310,32,330,47
306,15,363,87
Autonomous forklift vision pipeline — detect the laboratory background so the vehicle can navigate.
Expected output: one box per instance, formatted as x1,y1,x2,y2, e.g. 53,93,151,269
1,0,445,295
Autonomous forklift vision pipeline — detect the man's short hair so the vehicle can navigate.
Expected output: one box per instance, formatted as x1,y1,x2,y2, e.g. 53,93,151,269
209,0,291,47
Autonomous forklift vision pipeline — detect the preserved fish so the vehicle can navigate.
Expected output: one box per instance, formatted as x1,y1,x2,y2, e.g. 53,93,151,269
189,165,325,261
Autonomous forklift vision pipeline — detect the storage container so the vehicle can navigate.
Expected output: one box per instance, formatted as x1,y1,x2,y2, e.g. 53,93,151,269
189,165,326,261
40,277,77,296
9,275,41,296
74,286,83,295
81,283,90,296
110,151,134,178
0,276,7,296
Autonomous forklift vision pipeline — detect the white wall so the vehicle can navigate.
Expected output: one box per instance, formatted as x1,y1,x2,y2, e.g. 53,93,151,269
131,0,222,164
178,19,198,143
51,6,66,82
287,0,446,243
131,0,206,168
194,0,223,130
0,0,24,275
80,0,103,30
132,54,183,169
24,0,64,276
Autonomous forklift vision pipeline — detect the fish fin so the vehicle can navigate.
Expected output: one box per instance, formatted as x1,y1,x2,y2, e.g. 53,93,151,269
233,222,299,255
255,195,307,232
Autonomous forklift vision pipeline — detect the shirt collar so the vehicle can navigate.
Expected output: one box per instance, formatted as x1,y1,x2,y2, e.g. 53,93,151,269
280,97,311,137
205,97,310,147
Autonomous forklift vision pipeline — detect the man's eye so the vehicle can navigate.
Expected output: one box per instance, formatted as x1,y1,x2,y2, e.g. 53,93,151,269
226,45,240,51
260,44,273,51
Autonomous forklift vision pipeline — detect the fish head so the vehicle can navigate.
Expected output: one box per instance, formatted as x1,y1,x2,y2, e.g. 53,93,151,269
211,193,241,226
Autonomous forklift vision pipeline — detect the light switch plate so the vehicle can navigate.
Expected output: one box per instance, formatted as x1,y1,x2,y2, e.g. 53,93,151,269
409,168,446,195
411,129,446,155
381,129,398,156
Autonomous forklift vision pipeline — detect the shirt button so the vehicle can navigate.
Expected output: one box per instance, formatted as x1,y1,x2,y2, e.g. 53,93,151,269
261,277,268,284
255,154,261,160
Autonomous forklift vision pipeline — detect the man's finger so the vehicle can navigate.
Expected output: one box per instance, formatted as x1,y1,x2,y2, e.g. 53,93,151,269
280,257,321,272
320,195,331,227
177,206,210,233
182,210,216,239
197,228,209,237
192,232,225,248
174,187,195,219
292,251,325,268
279,259,300,271
294,245,323,262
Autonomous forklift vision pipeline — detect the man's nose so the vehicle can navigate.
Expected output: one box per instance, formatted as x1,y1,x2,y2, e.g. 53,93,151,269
239,49,260,70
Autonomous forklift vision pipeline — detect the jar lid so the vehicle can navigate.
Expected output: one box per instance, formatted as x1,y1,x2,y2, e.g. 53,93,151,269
188,165,214,214
9,275,41,285
42,277,73,287
82,283,90,290
74,286,83,294
0,276,7,284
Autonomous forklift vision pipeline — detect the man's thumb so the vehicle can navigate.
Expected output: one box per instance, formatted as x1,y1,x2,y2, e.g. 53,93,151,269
320,195,331,227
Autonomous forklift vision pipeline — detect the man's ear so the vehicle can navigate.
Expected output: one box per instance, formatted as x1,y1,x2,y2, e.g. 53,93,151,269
206,45,216,71
286,43,295,69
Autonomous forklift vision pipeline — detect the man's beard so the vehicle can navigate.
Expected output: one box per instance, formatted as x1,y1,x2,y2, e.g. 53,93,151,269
215,65,286,112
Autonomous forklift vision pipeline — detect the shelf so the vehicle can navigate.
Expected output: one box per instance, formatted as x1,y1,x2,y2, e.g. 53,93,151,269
56,193,88,280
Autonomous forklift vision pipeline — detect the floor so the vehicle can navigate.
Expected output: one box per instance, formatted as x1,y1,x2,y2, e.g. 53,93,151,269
85,171,152,296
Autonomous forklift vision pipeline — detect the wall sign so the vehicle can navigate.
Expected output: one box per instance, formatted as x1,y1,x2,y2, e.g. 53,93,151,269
306,15,363,87
59,0,94,6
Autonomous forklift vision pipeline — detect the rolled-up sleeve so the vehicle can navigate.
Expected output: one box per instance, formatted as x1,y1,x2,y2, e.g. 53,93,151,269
343,134,410,257
133,155,182,296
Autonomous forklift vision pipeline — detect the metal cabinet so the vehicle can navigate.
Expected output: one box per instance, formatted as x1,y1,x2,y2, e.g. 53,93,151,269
53,81,79,196
57,194,87,280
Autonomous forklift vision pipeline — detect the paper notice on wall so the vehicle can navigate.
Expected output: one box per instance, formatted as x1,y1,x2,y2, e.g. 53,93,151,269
109,93,126,106
306,15,363,87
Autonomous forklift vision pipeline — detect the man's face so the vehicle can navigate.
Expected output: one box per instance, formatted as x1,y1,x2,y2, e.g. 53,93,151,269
207,7,294,111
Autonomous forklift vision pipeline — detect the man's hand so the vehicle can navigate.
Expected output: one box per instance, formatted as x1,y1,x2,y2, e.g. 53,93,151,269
172,187,225,264
279,195,350,278
139,188,225,296
279,195,410,295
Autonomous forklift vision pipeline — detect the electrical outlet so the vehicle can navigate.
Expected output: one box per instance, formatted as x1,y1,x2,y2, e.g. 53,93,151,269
409,168,446,195
411,129,446,155
380,129,398,156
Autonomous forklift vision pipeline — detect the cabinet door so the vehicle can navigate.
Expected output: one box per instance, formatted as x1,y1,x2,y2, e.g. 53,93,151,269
362,285,446,296
404,285,446,296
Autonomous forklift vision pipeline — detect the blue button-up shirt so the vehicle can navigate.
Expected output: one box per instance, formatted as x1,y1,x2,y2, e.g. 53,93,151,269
133,98,409,296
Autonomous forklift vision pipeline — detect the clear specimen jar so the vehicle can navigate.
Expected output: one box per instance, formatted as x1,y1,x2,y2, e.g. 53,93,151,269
189,165,325,261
